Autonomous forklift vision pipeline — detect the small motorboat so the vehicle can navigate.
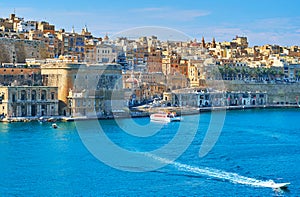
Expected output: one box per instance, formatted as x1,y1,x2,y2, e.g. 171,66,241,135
52,123,58,129
48,117,57,122
150,112,181,122
38,117,47,123
270,182,290,189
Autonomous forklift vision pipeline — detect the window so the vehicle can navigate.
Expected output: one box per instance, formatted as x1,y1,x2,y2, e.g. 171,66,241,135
21,90,27,101
102,58,109,63
31,90,36,100
41,90,47,100
51,92,55,100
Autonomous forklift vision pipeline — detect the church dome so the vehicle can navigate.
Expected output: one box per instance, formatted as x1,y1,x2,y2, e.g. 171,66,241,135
126,77,139,84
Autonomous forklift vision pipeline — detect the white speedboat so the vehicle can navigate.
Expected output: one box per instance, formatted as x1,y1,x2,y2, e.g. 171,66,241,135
270,182,290,189
150,112,181,122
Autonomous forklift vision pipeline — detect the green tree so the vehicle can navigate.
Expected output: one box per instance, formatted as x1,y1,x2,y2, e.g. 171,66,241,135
268,68,278,80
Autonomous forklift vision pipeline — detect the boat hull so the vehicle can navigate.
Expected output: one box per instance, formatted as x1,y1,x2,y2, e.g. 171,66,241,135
150,114,181,122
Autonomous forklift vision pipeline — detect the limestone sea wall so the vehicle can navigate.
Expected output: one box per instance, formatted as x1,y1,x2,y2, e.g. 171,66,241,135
207,80,300,104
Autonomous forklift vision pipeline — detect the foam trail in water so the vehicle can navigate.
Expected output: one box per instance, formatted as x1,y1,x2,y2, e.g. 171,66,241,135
146,153,278,188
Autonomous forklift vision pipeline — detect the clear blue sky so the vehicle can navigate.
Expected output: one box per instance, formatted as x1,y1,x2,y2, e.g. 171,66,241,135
1,0,300,46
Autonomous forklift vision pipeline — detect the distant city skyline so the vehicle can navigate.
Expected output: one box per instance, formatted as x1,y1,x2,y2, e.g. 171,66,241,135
1,0,300,46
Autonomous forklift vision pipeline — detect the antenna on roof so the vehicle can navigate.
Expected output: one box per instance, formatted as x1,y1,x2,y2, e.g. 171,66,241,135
13,8,16,14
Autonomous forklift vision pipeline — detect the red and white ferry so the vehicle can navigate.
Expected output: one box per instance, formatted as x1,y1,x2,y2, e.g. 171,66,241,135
150,112,181,122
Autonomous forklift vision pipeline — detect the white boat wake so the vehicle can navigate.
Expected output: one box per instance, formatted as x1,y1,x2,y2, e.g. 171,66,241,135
146,153,289,189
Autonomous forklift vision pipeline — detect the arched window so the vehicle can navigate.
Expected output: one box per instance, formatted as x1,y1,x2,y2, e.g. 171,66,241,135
21,90,27,100
31,90,36,100
41,90,47,100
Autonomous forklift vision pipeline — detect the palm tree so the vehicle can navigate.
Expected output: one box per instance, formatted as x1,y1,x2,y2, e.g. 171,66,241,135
211,67,222,80
268,68,277,80
241,67,247,80
261,67,268,81
277,69,285,79
218,66,226,80
234,67,241,80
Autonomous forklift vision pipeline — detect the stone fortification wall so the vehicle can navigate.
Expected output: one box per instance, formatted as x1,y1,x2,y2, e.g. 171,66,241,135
0,38,47,63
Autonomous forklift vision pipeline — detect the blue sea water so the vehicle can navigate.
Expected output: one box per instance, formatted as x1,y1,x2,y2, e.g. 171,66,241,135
0,109,300,196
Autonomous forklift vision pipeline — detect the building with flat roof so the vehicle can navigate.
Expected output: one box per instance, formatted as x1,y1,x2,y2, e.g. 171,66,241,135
41,62,124,116
0,86,58,117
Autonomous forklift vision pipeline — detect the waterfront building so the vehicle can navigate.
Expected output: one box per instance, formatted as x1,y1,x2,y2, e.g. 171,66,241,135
0,86,58,117
162,89,267,108
41,62,123,116
67,88,124,118
226,92,267,106
163,89,222,107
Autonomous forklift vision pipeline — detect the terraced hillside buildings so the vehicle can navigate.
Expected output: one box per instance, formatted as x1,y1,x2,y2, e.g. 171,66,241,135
1,13,300,118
